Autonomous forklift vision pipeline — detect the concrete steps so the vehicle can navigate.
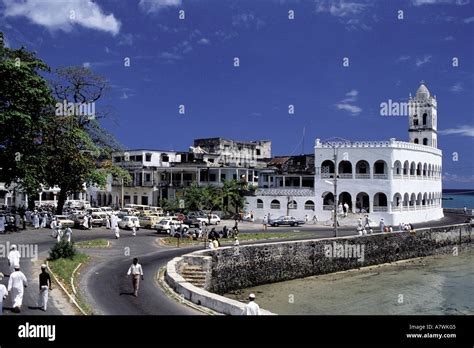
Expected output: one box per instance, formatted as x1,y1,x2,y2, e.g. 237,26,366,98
181,264,207,288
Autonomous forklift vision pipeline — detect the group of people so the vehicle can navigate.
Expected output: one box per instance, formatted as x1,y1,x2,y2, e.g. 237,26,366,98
356,215,415,235
0,245,52,314
338,202,350,217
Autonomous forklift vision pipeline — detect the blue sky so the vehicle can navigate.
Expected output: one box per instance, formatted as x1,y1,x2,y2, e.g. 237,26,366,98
0,0,473,188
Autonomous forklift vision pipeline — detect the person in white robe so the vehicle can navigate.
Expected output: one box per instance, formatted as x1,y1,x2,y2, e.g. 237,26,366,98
32,213,40,229
242,293,261,315
105,215,111,229
82,215,89,229
8,245,21,274
50,219,57,238
0,215,5,233
41,213,47,228
64,227,72,243
0,272,8,315
8,265,28,312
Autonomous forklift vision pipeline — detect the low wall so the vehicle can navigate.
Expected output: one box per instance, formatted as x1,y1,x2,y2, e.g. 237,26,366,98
208,223,471,294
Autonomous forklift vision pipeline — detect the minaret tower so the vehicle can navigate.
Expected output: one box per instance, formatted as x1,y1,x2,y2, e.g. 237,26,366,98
408,81,438,148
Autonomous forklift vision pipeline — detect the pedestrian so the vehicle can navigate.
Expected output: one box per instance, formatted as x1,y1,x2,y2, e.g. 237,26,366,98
8,264,27,313
15,213,21,231
8,245,21,274
399,222,404,232
363,214,371,229
343,203,349,217
64,227,73,243
0,273,8,315
380,218,385,233
127,258,144,297
38,264,52,311
263,215,268,231
338,203,343,216
234,219,239,233
50,218,57,238
250,211,254,222
242,293,261,315
212,237,219,249
82,214,89,230
305,214,308,223
131,225,137,237
105,215,111,229
312,215,318,224
207,239,214,249
88,215,93,229
32,213,40,229
40,213,47,228
463,206,467,215
233,237,239,246
0,214,5,234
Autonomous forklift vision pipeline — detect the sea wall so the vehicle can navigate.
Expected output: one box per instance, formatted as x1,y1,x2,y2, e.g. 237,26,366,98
207,223,472,294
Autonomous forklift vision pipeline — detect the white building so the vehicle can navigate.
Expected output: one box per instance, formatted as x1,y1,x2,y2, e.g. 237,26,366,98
247,82,444,225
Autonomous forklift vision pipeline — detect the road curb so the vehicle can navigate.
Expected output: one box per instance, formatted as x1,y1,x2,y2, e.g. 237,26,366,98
156,267,220,316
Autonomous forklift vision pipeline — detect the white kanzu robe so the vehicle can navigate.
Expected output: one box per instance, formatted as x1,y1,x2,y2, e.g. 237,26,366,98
8,250,21,274
8,271,28,308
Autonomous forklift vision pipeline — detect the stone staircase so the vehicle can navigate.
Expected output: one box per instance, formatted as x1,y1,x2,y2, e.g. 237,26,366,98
180,264,207,288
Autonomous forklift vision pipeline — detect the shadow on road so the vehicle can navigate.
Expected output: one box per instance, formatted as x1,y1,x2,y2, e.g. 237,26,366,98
119,292,135,296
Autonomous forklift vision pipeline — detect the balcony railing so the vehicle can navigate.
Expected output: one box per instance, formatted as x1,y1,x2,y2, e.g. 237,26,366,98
338,174,353,179
373,174,388,179
321,173,335,179
393,174,402,179
355,174,370,179
323,205,334,211
373,206,388,212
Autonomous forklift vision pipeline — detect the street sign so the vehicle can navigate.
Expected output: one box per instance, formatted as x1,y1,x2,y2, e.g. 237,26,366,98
177,213,185,221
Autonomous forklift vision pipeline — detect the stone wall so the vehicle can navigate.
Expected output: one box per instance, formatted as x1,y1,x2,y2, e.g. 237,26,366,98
208,224,472,294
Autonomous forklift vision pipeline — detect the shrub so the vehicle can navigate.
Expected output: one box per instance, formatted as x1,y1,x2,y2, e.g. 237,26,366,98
48,240,77,260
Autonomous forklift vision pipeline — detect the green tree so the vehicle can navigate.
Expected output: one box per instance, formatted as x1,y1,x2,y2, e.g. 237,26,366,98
183,182,204,211
0,32,54,206
221,179,247,214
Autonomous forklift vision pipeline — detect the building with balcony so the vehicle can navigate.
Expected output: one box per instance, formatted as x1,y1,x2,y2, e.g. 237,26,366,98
313,82,443,225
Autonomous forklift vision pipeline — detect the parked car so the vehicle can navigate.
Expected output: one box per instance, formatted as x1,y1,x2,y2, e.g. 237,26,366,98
138,215,161,229
90,212,108,226
269,216,305,227
195,214,221,225
188,211,206,219
155,220,189,234
118,216,140,230
120,208,139,216
100,207,113,215
54,215,75,228
85,207,103,214
183,215,201,228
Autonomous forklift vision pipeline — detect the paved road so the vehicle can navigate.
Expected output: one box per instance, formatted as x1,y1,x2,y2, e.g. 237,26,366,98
0,212,467,315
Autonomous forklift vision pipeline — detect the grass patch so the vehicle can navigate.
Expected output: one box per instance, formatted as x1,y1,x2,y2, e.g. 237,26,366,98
75,239,110,249
161,232,312,246
48,253,94,315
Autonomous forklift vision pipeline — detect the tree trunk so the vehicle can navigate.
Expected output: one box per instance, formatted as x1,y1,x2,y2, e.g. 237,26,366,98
56,187,68,215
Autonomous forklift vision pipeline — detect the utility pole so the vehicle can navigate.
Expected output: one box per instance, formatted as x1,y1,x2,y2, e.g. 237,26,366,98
121,177,124,209
333,144,338,237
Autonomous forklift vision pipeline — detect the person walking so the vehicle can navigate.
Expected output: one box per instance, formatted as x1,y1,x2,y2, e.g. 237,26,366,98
105,215,111,229
8,264,27,313
380,218,385,233
64,227,73,243
343,203,349,217
262,215,268,231
32,213,40,229
0,273,8,315
242,293,261,315
127,258,144,297
8,245,21,274
38,264,52,311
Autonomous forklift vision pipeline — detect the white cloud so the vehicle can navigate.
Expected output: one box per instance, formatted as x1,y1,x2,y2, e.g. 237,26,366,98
232,13,265,29
160,52,182,60
396,55,411,62
2,0,121,35
118,33,136,46
442,172,474,183
444,35,455,40
439,125,474,137
82,62,91,68
105,46,110,54
416,55,432,67
464,16,474,23
197,38,210,45
315,0,367,17
449,83,463,93
139,0,182,14
412,0,469,5
335,89,362,115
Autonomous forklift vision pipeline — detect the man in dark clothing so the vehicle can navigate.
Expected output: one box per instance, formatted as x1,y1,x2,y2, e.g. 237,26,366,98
38,264,52,311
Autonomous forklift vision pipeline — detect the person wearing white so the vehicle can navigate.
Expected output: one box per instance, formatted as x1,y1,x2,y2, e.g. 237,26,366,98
82,215,89,229
50,219,57,237
38,264,52,311
40,214,47,228
0,273,8,315
242,293,261,315
380,218,385,233
64,227,73,243
0,215,5,233
8,265,28,312
32,213,40,229
127,258,144,297
110,214,120,238
131,226,136,237
8,245,21,274
105,215,111,229
207,240,214,249
343,203,349,217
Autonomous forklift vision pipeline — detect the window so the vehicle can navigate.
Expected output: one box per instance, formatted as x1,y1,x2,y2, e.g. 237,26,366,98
141,196,148,205
145,174,151,182
305,200,315,210
423,138,428,145
135,155,143,162
208,158,214,163
114,156,121,163
270,200,280,209
257,199,263,209
414,119,418,126
145,153,152,162
423,113,427,125
414,138,419,144
209,174,216,182
220,173,226,181
133,196,138,204
161,154,169,162
256,149,261,156
233,174,237,180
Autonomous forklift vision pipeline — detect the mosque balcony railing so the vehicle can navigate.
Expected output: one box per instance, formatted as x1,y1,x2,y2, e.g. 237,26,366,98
323,205,333,211
355,174,371,179
393,174,402,179
321,173,335,179
373,174,388,179
338,174,353,179
373,206,388,212
254,188,315,197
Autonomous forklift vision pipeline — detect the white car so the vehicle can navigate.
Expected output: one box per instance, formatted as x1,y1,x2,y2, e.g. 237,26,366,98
155,220,189,235
196,214,221,225
118,216,140,230
55,215,75,228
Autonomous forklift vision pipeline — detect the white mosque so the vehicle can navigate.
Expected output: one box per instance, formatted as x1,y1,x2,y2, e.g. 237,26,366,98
246,82,443,225
313,81,443,225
